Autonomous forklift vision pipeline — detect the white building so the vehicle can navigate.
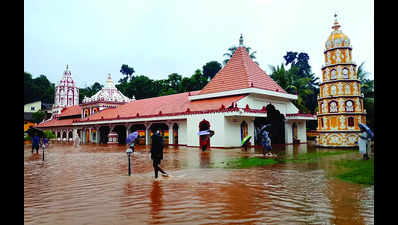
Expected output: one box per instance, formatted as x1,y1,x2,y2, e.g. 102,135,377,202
37,38,315,147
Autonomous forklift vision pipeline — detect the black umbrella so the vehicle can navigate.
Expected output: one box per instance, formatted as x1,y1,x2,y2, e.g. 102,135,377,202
26,127,44,137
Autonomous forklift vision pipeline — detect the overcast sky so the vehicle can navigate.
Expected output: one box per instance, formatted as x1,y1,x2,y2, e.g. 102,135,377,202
24,0,373,88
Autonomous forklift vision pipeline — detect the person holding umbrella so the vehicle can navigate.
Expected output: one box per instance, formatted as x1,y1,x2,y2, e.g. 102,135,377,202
260,124,274,157
358,123,373,160
31,132,41,154
126,131,139,153
150,129,168,179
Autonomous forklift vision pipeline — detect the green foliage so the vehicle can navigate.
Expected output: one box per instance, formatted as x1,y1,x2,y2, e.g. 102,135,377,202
32,110,47,123
213,157,278,169
43,130,56,139
120,64,135,81
279,150,353,163
202,61,222,80
79,82,104,102
24,72,55,105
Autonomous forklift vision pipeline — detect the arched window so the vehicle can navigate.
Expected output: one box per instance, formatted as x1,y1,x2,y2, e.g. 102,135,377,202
240,121,248,141
329,101,338,113
330,85,337,96
330,69,337,80
345,100,354,112
342,67,349,79
344,84,351,95
348,117,355,127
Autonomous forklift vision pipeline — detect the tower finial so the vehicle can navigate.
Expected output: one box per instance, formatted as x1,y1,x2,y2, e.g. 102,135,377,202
332,13,341,31
66,64,69,70
239,33,244,46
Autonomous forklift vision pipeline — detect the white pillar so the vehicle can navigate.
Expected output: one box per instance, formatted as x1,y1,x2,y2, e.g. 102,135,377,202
168,123,173,145
145,123,152,145
285,122,293,144
297,121,307,143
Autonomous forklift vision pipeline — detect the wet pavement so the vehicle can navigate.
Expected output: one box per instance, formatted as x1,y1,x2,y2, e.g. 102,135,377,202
24,143,374,225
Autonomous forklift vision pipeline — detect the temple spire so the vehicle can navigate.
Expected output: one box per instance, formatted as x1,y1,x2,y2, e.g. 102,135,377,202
332,13,341,31
239,34,244,46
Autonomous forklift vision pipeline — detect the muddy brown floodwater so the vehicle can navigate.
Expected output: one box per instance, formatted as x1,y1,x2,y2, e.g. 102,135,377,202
24,143,374,225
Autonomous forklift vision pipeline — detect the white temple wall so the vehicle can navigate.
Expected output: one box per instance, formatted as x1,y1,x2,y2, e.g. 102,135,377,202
237,94,299,115
224,116,255,147
177,120,187,145
186,113,225,147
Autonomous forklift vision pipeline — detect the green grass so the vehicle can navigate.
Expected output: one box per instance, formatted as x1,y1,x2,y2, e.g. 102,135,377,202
280,150,353,163
212,150,353,169
334,158,374,185
211,157,279,169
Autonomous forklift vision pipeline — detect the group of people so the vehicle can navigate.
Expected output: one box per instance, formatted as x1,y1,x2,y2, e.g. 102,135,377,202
31,133,49,154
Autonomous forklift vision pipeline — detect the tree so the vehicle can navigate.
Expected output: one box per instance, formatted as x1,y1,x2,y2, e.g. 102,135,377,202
32,110,46,123
190,69,208,91
357,62,374,98
167,73,182,92
120,64,135,81
202,61,222,80
223,46,258,65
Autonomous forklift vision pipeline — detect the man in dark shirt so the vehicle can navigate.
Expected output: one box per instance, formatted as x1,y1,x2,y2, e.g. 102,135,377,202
150,130,168,179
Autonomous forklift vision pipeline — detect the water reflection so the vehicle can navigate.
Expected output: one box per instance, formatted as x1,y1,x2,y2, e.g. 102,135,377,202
24,143,374,225
150,181,163,223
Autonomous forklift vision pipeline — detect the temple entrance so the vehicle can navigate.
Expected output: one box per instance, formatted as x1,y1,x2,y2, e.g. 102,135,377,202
173,123,179,145
240,121,248,141
199,119,210,150
86,129,90,143
114,125,127,144
254,104,285,145
99,126,110,144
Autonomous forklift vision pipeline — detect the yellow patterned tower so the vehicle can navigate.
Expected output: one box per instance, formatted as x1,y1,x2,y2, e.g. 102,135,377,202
316,15,367,147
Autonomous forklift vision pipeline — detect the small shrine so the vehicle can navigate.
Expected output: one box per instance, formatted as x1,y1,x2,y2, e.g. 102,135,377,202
80,73,132,118
316,15,367,147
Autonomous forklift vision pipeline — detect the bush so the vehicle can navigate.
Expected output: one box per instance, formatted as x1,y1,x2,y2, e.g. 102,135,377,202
43,130,56,139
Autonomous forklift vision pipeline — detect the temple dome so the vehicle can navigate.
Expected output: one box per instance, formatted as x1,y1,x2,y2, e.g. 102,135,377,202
82,74,131,104
325,17,351,50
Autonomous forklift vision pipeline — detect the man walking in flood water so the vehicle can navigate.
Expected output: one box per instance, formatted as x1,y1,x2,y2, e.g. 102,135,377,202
150,129,169,179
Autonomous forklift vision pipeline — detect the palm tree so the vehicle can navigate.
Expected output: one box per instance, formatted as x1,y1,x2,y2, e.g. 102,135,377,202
269,64,313,113
223,46,258,65
120,64,135,81
357,62,374,98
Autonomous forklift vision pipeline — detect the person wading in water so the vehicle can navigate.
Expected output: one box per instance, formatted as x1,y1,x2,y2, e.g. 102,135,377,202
150,129,169,179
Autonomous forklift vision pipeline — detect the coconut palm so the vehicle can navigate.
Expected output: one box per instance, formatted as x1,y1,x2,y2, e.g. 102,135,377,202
357,62,374,98
223,46,258,65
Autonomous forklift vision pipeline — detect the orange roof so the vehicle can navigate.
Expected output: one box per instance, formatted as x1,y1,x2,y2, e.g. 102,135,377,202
36,118,75,128
77,91,247,122
198,47,286,95
59,105,81,117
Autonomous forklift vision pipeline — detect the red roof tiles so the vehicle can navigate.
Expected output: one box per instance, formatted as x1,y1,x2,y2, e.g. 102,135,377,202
198,47,286,95
77,91,247,122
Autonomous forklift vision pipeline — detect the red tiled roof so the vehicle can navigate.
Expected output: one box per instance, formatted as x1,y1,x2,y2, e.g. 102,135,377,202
77,91,247,122
59,105,81,117
198,47,286,95
36,118,75,128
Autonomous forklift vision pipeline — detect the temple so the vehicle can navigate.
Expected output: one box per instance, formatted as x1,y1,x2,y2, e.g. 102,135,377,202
36,36,316,147
315,15,367,147
52,65,79,115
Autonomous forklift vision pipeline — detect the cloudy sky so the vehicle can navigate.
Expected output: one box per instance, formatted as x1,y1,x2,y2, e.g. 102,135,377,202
24,0,373,88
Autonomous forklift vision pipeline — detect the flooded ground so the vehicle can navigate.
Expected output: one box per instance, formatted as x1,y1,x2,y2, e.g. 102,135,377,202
24,143,374,225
